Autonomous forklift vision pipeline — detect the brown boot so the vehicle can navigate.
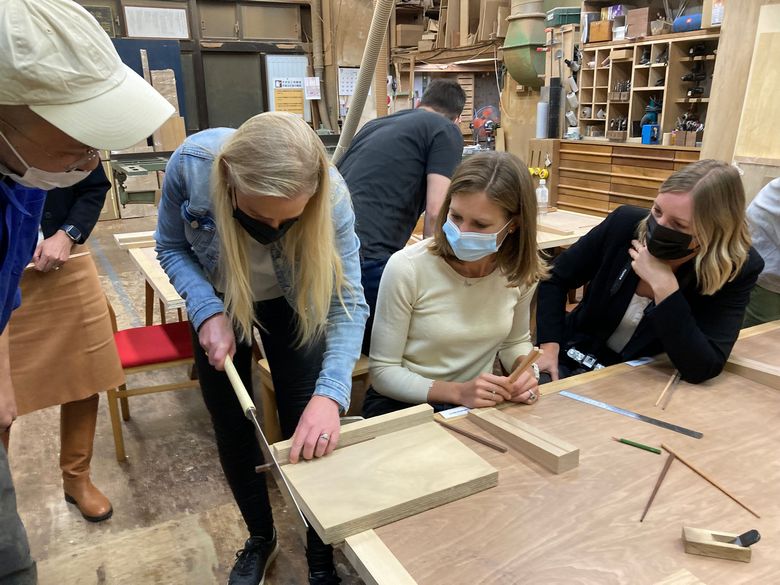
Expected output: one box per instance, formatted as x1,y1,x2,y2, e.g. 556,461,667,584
61,394,113,522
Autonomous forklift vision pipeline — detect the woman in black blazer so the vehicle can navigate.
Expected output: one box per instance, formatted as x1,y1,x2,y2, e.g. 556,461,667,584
536,160,764,384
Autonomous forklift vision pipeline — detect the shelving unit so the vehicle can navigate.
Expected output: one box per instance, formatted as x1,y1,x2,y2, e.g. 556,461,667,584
577,31,719,144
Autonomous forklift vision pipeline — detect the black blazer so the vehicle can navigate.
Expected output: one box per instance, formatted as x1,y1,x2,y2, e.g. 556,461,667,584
40,165,110,243
536,205,764,383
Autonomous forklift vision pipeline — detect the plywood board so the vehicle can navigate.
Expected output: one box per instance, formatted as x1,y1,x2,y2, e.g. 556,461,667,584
734,23,780,160
153,115,186,152
280,421,498,544
446,0,459,48
727,323,780,389
369,363,780,583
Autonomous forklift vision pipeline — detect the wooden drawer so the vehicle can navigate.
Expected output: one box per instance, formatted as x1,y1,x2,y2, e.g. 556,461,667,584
611,173,663,190
558,175,611,193
558,188,610,212
610,182,658,199
612,146,675,159
674,150,700,161
558,151,612,164
610,193,655,208
611,165,674,181
559,159,613,174
560,142,612,155
557,200,609,217
611,156,676,170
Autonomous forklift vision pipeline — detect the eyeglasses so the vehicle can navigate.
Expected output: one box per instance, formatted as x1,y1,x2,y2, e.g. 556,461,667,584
0,118,99,172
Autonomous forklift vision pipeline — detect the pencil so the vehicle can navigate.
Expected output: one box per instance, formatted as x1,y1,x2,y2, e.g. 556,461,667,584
655,370,680,407
611,436,661,455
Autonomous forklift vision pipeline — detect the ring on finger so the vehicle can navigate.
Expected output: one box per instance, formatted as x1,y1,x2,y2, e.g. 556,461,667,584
528,391,536,402
318,432,330,442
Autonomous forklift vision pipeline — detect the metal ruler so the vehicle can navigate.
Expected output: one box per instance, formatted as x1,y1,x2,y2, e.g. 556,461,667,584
559,390,703,439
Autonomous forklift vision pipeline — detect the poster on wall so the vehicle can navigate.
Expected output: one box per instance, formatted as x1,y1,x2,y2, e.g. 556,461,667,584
124,6,189,39
304,77,321,100
273,78,305,117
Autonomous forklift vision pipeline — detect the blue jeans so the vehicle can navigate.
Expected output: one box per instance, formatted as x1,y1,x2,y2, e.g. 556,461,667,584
0,444,36,585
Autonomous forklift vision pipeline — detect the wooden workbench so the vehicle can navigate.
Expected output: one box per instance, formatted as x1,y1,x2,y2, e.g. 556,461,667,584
342,331,780,584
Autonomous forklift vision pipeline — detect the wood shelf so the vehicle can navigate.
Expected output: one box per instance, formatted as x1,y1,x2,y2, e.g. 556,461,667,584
580,118,607,121
675,97,710,103
595,85,609,89
651,63,668,67
634,87,665,90
680,55,716,62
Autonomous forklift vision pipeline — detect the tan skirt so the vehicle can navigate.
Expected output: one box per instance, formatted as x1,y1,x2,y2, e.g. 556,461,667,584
9,246,125,415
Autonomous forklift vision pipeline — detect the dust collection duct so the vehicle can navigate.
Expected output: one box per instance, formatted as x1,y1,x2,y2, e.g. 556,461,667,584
503,0,579,88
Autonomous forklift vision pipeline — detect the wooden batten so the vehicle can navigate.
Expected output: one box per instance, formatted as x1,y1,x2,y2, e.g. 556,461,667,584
271,403,433,464
468,408,579,473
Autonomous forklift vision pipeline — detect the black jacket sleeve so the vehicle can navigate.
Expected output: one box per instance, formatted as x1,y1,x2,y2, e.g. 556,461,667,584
647,248,764,383
41,165,110,243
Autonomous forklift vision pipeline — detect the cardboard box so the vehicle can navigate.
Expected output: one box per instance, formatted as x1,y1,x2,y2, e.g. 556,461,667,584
589,20,613,42
627,7,651,37
396,24,424,47
612,48,632,60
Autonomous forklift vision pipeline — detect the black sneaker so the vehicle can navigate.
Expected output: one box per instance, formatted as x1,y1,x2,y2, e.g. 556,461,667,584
309,569,341,585
228,532,279,585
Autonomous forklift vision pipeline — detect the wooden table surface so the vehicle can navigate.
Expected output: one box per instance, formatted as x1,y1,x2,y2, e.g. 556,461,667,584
537,209,604,250
348,344,780,584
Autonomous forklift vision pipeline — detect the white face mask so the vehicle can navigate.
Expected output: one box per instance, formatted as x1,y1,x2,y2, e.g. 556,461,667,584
0,130,91,190
443,217,513,262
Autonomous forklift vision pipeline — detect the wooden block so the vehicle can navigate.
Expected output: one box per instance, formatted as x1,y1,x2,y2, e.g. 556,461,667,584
724,355,780,391
468,408,579,474
281,421,498,543
272,404,433,464
343,530,418,585
682,526,752,563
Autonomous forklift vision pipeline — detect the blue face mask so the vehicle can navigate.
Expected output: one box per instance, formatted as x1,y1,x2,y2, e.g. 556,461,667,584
443,218,512,262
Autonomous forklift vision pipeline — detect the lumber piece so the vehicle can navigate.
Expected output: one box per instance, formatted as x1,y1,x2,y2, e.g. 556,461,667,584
724,355,780,391
343,530,418,585
271,404,432,464
468,408,579,473
281,421,498,543
682,526,752,563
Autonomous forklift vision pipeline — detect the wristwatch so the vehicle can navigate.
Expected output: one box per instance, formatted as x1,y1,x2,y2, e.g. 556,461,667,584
61,224,82,243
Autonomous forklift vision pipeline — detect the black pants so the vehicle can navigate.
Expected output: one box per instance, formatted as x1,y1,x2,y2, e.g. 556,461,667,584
360,258,388,356
362,386,454,419
191,296,333,571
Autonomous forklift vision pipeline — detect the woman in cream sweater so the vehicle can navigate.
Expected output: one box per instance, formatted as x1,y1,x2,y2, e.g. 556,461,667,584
364,151,548,417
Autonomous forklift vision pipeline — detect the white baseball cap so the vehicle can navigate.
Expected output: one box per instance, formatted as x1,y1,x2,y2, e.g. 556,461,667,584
0,0,175,150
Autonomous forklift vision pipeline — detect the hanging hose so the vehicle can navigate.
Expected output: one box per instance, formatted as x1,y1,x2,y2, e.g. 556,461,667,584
331,0,394,166
311,0,332,131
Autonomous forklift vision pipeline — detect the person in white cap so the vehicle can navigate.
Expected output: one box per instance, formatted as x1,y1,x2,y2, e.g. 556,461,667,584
0,1,173,582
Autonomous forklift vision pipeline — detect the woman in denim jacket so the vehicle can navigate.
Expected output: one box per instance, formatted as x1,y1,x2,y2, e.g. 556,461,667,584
155,113,368,585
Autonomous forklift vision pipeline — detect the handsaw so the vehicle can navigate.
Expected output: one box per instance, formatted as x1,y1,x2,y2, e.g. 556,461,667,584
224,354,309,529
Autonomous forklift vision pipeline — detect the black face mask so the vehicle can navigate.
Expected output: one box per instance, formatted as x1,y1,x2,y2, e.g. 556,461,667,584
646,214,695,260
233,205,298,245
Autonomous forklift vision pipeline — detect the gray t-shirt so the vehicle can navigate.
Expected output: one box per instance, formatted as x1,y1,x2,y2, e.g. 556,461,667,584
337,108,463,262
747,178,780,293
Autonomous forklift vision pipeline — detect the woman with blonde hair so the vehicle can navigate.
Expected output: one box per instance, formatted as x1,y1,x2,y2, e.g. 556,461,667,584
536,159,763,384
156,112,367,585
364,151,547,417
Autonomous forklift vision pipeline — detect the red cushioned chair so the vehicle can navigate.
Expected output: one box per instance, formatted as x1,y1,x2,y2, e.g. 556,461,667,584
106,300,198,461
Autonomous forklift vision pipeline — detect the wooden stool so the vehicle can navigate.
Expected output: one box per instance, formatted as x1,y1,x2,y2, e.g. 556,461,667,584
257,354,370,443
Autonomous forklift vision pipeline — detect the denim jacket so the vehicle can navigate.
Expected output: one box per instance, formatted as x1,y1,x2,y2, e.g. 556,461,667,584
155,128,368,411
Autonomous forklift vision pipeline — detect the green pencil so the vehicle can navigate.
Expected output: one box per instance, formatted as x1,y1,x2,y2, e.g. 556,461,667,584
611,436,662,455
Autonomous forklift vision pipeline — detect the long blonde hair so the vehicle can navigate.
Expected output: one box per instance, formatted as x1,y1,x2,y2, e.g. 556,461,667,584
638,159,751,295
430,151,548,287
212,112,346,344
